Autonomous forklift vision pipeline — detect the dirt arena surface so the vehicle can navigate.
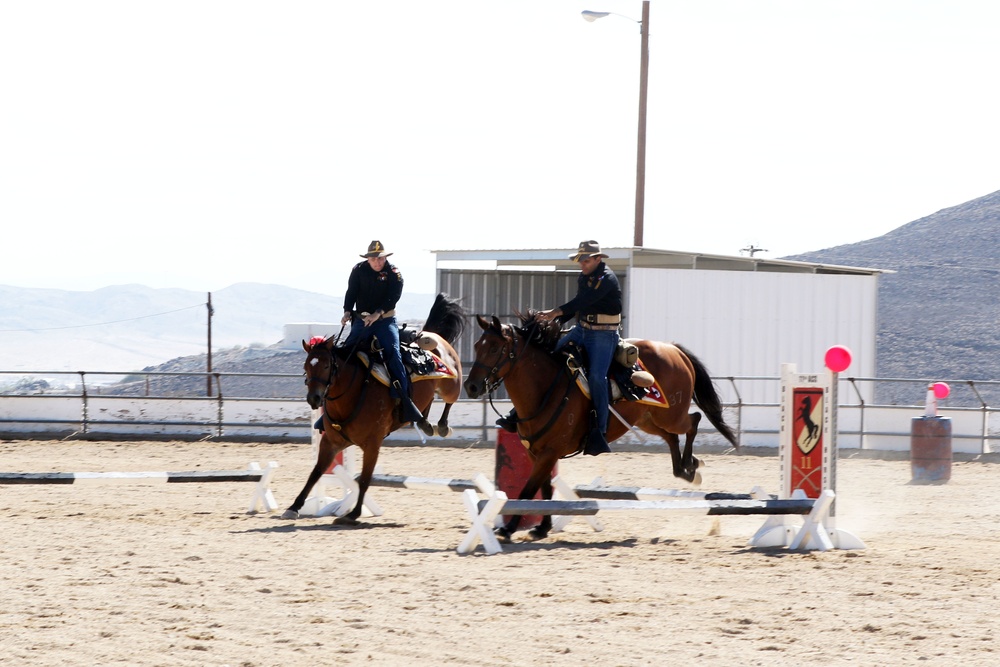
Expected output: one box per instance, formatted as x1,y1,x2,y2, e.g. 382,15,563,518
1,438,998,666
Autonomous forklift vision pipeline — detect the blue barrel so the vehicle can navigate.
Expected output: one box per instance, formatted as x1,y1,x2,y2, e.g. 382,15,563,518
910,416,951,483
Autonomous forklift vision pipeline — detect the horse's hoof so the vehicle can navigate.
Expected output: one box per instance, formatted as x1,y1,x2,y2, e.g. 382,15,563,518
494,528,513,544
527,527,549,541
418,420,435,437
691,471,703,487
279,509,300,520
333,515,361,526
434,424,453,438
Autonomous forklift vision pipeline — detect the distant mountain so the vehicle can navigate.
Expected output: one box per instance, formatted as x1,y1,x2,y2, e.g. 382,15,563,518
0,283,438,373
784,188,1000,389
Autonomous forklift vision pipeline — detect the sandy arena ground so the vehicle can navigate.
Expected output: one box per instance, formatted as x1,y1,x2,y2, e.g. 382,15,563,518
1,438,998,666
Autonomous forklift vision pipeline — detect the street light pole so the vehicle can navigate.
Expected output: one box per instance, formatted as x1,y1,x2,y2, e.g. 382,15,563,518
634,0,649,248
583,1,650,247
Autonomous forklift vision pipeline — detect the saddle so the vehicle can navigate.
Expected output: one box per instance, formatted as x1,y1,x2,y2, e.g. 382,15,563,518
562,340,655,403
354,337,455,388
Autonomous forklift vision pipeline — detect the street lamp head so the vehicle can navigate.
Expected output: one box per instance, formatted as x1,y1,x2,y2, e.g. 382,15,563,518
581,10,610,22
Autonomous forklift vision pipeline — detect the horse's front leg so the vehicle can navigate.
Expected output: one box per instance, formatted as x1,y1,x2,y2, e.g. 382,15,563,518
281,430,340,519
527,476,555,541
496,456,557,542
334,442,381,526
433,403,454,438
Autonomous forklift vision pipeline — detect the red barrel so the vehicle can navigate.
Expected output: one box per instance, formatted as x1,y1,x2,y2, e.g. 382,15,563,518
324,450,345,474
495,429,555,529
911,417,952,483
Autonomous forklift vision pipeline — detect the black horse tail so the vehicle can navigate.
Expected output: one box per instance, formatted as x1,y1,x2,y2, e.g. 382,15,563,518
421,293,466,344
674,343,739,449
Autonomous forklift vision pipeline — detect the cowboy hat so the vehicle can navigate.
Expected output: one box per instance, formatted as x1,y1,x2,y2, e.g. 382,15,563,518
361,240,393,258
568,239,608,262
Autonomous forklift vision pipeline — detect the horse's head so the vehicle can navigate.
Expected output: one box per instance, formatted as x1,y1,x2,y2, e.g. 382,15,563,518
463,315,518,399
302,336,339,410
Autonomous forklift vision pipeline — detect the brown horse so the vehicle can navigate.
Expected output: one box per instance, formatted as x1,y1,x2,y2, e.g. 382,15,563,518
281,293,464,523
462,313,738,541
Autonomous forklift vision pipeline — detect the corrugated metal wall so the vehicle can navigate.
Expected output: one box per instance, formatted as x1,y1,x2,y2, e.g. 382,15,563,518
437,268,631,379
438,266,876,405
628,268,877,404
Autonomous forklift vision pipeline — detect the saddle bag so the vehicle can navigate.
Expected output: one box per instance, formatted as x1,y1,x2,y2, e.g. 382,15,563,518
614,340,639,367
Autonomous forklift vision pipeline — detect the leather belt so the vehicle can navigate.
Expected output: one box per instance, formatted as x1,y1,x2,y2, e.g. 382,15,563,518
581,313,621,325
359,309,395,319
580,321,619,331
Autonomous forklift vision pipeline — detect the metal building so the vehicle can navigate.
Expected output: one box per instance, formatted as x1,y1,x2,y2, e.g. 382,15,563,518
433,247,888,405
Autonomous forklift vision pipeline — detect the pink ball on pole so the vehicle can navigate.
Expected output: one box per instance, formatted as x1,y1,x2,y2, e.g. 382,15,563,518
932,382,950,399
824,345,852,373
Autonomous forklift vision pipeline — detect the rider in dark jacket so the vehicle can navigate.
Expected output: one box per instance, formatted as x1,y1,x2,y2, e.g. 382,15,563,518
340,240,424,425
498,240,621,456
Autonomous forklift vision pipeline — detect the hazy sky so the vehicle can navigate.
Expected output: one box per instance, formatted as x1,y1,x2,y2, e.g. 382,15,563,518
3,1,998,297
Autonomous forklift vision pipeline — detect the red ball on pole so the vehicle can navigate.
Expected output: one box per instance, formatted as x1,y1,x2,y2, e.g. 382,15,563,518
824,345,852,373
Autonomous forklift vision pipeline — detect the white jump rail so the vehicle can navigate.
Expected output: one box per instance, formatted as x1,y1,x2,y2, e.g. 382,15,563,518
458,488,839,555
302,465,496,518
0,461,280,514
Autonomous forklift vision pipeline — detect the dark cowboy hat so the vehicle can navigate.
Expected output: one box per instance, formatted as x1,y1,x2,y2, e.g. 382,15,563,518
568,239,608,262
361,240,393,258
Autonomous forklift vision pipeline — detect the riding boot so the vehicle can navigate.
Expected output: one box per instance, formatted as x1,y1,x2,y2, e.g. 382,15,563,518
584,427,611,456
393,380,425,425
495,408,518,433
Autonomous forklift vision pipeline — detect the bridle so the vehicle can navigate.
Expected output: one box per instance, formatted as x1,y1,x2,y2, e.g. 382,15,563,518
470,323,522,394
305,348,339,396
305,344,369,433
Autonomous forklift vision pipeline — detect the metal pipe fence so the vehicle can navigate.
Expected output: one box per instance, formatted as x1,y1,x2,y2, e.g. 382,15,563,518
1,369,997,453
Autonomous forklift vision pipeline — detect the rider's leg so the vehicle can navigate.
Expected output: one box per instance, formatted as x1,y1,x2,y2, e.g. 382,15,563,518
373,318,424,424
582,328,618,456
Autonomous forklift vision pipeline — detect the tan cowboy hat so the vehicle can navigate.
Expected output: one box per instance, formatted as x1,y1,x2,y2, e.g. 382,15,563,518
568,239,608,262
361,240,393,258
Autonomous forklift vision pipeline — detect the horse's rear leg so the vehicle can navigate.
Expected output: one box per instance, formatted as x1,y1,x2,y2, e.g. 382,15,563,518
657,412,702,485
433,403,454,438
335,443,379,526
281,431,340,519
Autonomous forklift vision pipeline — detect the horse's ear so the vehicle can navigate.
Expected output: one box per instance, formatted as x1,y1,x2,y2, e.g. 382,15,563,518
491,315,503,331
324,337,337,350
302,339,311,352
476,315,491,331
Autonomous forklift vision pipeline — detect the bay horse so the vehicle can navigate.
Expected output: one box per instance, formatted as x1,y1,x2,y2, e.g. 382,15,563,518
463,313,738,542
281,293,464,523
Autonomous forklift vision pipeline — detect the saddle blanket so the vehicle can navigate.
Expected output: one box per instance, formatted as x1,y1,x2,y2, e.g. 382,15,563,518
357,350,457,388
574,359,670,408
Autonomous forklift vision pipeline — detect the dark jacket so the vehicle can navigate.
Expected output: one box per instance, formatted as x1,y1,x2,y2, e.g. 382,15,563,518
343,261,404,315
558,261,622,321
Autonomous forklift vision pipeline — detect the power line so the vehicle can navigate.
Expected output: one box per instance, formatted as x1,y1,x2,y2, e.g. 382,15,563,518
0,304,205,333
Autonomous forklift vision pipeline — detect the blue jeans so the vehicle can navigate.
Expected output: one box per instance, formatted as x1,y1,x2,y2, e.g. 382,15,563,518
342,316,410,399
556,325,619,433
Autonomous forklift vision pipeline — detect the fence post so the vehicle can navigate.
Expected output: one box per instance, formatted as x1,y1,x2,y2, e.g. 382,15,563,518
78,371,89,434
215,372,224,438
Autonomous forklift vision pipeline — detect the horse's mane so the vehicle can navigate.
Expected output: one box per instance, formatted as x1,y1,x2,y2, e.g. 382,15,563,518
513,309,562,352
419,293,465,344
